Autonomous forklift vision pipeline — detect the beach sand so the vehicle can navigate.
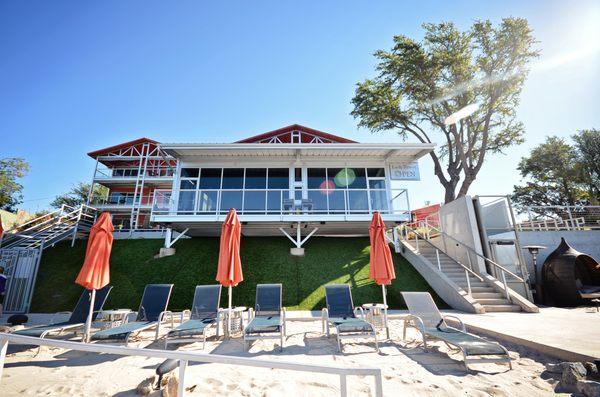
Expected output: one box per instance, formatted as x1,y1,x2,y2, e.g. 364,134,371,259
1,319,566,396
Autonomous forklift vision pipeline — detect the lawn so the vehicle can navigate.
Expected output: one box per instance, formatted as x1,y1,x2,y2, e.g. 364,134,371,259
30,236,445,312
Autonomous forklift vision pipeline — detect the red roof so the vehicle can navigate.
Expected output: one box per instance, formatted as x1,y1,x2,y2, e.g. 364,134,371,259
87,137,158,158
235,124,357,144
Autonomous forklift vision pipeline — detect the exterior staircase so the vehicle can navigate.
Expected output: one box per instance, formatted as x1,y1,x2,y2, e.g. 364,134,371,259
417,243,521,312
0,205,97,313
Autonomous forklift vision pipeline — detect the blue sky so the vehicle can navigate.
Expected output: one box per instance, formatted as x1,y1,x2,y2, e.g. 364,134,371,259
1,0,599,212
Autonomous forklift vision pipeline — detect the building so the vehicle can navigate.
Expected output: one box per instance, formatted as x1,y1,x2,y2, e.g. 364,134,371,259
87,124,434,251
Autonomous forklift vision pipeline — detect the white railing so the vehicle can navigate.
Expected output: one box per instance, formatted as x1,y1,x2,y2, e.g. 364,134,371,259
0,333,383,397
94,166,175,179
151,188,410,218
91,195,155,207
518,205,600,231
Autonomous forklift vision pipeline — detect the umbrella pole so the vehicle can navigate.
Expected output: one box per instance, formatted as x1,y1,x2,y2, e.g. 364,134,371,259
84,289,96,343
228,285,232,339
381,284,389,340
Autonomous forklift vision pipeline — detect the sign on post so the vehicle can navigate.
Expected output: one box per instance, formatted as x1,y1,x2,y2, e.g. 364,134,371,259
389,162,420,181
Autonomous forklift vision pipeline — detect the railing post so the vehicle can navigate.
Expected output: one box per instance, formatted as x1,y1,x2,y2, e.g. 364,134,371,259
340,374,348,397
465,270,471,296
0,337,8,386
501,271,510,302
466,252,474,272
374,371,383,397
566,206,574,231
435,249,441,271
415,232,419,252
178,359,188,397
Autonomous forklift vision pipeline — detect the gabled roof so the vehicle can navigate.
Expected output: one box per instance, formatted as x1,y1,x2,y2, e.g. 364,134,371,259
235,124,357,144
87,137,159,158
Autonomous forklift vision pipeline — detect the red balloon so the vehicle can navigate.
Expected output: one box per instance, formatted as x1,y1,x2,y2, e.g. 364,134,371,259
319,180,335,195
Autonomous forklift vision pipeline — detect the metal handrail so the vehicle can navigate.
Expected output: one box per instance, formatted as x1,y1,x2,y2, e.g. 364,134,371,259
420,221,525,283
401,224,484,282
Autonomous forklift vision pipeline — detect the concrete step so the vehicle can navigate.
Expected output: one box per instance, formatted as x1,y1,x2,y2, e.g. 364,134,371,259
482,304,522,312
471,292,504,299
476,298,511,305
469,286,496,293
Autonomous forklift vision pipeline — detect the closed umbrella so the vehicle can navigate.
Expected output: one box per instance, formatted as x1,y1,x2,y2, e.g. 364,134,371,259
369,212,396,338
75,212,113,342
215,208,243,336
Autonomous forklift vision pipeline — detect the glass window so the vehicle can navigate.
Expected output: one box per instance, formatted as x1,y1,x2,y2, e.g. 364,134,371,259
220,191,243,212
369,179,386,189
267,191,282,213
347,168,367,189
243,191,266,212
348,191,369,212
307,190,327,212
181,168,199,178
245,168,266,189
370,190,389,212
199,168,222,189
295,168,302,182
197,191,218,214
367,168,386,178
328,168,348,188
178,191,196,213
329,190,346,212
180,179,197,189
222,168,244,189
307,168,327,189
267,168,289,189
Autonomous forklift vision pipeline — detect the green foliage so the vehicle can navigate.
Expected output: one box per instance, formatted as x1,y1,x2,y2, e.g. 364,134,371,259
50,182,108,209
512,131,600,208
30,237,444,312
0,158,29,211
351,19,538,203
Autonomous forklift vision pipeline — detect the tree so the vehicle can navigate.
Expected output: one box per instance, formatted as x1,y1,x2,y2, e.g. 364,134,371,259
50,182,108,209
351,18,539,203
512,136,589,209
572,129,600,204
0,158,30,211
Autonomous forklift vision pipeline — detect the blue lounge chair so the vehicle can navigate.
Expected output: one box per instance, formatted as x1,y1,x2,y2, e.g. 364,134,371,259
321,284,378,352
164,285,222,349
91,284,173,345
401,292,512,370
13,286,112,339
244,284,286,351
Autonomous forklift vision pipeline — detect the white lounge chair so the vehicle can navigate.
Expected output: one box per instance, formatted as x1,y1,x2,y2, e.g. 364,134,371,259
401,291,512,370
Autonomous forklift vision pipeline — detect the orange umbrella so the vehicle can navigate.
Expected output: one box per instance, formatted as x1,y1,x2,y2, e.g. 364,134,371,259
215,208,243,336
75,212,113,342
369,212,396,338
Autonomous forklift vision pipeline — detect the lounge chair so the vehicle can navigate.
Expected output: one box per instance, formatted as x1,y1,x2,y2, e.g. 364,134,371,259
244,284,286,351
401,291,512,370
91,284,173,345
13,285,112,339
321,284,378,353
164,285,222,349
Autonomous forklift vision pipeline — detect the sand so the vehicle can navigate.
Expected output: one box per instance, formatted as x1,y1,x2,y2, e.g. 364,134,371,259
1,319,567,396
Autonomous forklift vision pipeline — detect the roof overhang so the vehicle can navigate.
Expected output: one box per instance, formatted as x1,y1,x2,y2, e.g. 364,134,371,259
159,143,435,162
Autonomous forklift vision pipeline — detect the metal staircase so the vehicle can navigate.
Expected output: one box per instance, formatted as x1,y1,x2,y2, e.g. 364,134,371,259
0,205,97,313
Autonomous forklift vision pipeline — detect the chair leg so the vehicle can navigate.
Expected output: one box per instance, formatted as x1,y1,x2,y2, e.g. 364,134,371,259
373,332,379,353
280,333,283,352
337,335,342,353
402,321,407,340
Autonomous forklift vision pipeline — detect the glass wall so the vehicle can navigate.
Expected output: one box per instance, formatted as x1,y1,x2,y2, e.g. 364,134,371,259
178,167,289,214
306,167,387,213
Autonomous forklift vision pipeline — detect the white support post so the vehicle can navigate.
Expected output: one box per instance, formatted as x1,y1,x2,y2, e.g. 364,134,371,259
166,228,189,249
296,221,301,248
164,228,173,249
340,374,348,397
178,359,188,397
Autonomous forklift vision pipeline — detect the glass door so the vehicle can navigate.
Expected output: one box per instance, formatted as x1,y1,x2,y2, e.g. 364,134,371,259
367,168,388,213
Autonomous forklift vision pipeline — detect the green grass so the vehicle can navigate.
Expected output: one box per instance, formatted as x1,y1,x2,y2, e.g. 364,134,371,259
31,237,445,312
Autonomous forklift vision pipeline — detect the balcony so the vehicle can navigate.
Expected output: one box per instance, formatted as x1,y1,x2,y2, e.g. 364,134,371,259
93,166,174,184
150,188,410,222
91,195,155,210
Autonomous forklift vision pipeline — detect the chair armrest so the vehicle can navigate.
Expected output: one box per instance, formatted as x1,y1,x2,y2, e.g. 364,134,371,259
181,309,191,323
354,306,366,320
159,311,175,327
281,307,286,324
321,308,329,334
404,314,426,334
442,315,466,332
247,308,254,322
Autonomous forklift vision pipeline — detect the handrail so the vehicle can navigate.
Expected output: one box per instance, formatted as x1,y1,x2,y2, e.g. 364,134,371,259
0,333,383,397
421,222,524,282
402,224,484,282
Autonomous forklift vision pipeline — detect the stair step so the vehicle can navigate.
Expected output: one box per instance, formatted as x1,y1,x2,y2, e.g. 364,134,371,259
476,298,510,305
482,304,521,312
471,292,504,299
469,287,496,292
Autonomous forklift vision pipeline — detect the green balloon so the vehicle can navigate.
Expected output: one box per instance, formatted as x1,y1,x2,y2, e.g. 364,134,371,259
334,168,356,187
